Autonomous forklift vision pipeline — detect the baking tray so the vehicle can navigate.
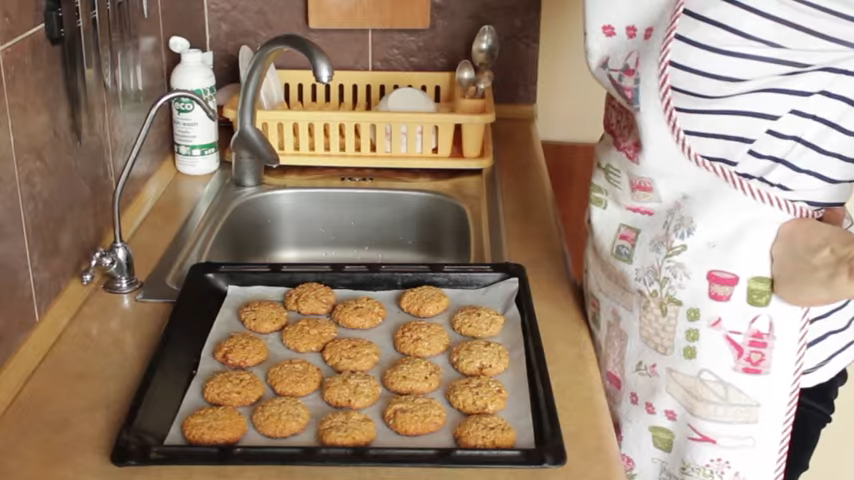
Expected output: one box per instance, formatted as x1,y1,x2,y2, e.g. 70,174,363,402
111,263,566,468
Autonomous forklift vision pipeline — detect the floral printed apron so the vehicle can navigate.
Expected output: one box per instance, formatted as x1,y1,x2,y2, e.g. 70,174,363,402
583,1,820,479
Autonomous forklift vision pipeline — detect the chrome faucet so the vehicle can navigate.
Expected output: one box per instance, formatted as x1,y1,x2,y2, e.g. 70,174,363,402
81,90,217,294
231,34,334,187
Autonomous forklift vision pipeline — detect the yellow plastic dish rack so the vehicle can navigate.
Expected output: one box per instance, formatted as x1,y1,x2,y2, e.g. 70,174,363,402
222,69,496,169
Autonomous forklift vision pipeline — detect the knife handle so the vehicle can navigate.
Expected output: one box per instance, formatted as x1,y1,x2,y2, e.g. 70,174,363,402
44,0,64,46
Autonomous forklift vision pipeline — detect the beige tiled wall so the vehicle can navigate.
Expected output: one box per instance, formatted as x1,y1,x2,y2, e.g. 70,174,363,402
537,0,604,143
0,0,206,365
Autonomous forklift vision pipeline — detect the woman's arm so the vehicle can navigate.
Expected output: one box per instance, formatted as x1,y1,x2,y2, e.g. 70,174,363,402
772,209,854,307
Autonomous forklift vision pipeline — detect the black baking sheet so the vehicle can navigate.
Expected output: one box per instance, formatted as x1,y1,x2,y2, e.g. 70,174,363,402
111,263,566,468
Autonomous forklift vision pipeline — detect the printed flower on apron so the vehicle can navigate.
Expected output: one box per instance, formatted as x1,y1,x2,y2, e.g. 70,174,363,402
622,453,638,480
633,360,659,377
635,201,696,355
652,457,747,480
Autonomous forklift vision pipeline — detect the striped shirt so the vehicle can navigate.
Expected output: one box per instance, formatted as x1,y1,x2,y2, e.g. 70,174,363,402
669,0,854,386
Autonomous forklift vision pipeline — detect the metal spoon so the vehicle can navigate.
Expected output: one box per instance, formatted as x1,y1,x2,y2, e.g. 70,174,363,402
456,60,476,98
474,69,494,99
472,25,499,70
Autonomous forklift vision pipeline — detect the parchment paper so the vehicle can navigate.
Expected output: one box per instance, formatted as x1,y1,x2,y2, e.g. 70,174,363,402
164,278,535,448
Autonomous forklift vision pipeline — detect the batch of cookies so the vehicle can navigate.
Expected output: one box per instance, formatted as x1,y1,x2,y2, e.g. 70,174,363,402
181,283,517,449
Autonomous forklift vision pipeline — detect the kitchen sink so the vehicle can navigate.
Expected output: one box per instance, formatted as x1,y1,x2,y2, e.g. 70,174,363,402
140,167,501,301
204,189,470,265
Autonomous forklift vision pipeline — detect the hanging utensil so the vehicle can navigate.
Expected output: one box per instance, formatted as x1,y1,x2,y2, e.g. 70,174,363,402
45,0,85,142
471,25,499,71
455,60,476,99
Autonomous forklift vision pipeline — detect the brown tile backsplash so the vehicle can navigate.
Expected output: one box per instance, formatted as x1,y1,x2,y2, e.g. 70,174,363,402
208,0,370,86
3,32,113,315
104,2,170,204
0,60,37,366
207,0,540,103
160,0,207,74
0,0,42,45
0,0,201,364
371,0,540,103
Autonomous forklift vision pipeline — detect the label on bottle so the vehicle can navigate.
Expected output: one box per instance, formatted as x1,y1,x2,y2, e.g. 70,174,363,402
172,85,219,174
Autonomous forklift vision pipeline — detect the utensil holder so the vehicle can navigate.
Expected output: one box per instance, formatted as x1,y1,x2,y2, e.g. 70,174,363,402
453,85,488,159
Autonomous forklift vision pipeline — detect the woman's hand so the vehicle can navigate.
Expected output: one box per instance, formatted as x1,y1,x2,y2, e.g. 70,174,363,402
771,208,854,307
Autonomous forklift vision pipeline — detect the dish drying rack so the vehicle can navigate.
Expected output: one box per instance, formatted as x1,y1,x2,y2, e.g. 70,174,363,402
222,70,496,169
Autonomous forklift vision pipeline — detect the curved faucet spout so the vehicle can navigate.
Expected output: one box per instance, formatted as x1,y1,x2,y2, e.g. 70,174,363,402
82,89,216,294
114,90,217,244
231,34,334,187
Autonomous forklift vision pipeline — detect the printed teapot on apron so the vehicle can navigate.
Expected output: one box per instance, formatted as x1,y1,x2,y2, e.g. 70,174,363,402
582,2,815,479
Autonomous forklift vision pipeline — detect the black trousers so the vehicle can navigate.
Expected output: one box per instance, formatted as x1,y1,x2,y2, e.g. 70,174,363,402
785,368,849,480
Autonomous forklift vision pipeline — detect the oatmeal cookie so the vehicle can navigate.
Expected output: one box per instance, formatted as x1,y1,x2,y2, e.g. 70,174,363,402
383,395,446,436
331,297,387,329
203,370,265,407
181,406,248,445
281,317,338,353
266,359,323,397
213,332,268,368
451,306,506,338
238,300,288,334
453,414,516,449
446,375,508,414
251,397,311,439
322,372,382,409
398,286,450,318
382,357,442,395
450,340,510,376
322,337,381,372
393,321,450,358
318,411,377,447
284,282,336,315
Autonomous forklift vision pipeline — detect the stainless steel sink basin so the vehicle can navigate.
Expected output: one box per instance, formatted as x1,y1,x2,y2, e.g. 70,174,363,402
140,167,500,301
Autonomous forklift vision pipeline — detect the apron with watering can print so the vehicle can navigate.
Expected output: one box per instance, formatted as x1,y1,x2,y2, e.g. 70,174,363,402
582,1,822,479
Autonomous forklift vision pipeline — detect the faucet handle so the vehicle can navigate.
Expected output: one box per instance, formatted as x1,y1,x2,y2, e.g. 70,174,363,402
81,248,116,285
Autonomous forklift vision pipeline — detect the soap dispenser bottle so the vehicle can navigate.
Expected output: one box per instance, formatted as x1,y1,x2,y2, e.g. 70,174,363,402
168,36,219,175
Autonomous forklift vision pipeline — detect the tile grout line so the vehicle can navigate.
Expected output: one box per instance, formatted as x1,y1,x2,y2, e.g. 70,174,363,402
156,0,168,88
100,50,116,185
94,1,115,184
0,55,39,322
203,0,211,52
0,24,45,53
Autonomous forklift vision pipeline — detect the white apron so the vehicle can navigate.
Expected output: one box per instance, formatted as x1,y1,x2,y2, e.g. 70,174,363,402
583,1,823,479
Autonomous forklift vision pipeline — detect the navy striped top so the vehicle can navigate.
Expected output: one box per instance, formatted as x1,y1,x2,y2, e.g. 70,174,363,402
670,0,854,386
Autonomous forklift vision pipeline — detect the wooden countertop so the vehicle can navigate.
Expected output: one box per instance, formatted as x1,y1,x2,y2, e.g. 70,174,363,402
0,119,622,479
